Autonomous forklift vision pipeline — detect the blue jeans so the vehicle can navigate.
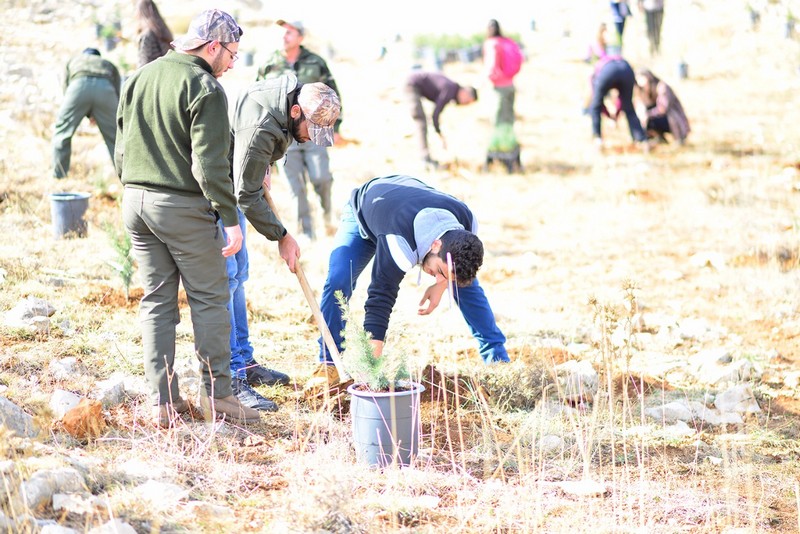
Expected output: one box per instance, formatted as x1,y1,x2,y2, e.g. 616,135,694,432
223,209,255,379
590,58,646,142
318,203,509,364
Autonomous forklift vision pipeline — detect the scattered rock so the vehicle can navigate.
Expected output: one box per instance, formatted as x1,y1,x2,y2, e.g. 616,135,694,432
15,467,85,512
49,390,82,420
538,435,564,453
133,480,190,510
553,360,598,403
88,519,137,534
556,479,609,498
92,375,127,408
713,385,761,414
0,396,39,438
4,296,55,327
52,492,104,515
48,357,88,381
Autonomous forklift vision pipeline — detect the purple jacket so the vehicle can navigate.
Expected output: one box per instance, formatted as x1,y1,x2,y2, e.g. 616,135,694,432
406,71,461,134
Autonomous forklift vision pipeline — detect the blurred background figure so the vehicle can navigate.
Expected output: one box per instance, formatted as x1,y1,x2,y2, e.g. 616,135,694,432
635,68,690,145
135,0,173,68
638,0,665,56
405,71,478,169
483,18,523,173
52,48,120,178
609,0,632,50
257,19,342,240
585,21,610,63
588,54,647,149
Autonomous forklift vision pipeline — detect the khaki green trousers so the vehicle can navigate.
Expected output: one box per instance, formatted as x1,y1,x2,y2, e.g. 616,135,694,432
122,186,233,404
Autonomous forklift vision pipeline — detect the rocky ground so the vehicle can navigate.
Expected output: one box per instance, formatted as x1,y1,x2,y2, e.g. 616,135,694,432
2,0,800,532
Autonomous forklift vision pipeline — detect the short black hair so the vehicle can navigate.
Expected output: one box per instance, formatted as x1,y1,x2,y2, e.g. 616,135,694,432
466,86,478,101
83,48,101,56
438,229,484,286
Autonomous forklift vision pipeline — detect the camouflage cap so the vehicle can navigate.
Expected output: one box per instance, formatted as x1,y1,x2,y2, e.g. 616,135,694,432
298,83,341,147
171,9,243,51
276,19,305,36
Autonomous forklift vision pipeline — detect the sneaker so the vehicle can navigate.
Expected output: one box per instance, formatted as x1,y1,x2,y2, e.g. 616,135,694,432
200,392,262,423
152,397,191,428
232,377,279,412
245,364,290,387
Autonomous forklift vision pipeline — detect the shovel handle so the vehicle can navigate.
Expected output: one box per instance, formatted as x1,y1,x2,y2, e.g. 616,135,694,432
263,188,350,381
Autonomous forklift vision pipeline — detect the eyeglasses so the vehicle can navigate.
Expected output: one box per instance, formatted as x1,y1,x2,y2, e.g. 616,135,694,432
219,43,239,63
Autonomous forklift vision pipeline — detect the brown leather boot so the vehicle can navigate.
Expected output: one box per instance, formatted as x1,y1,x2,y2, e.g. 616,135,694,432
200,394,261,424
153,397,190,428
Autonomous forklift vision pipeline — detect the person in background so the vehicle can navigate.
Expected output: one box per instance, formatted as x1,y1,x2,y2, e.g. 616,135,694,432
609,1,632,49
135,0,173,67
405,70,478,168
588,54,648,149
304,175,510,395
52,48,119,179
224,76,340,412
115,9,258,427
585,21,610,64
635,68,689,144
256,19,343,240
638,0,665,56
483,19,516,128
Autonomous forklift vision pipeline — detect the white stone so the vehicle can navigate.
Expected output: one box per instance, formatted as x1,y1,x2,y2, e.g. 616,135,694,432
557,479,608,497
553,360,598,403
49,390,82,420
645,401,694,423
538,435,564,453
0,396,38,438
48,357,87,380
52,492,103,515
133,480,190,510
41,526,79,534
16,468,85,510
93,376,127,408
88,519,137,534
714,385,761,414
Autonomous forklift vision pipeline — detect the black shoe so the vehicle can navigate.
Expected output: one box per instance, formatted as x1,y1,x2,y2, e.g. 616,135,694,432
232,377,278,412
245,364,291,387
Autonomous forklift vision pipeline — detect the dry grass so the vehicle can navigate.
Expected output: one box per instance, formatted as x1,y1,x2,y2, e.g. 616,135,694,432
3,0,800,532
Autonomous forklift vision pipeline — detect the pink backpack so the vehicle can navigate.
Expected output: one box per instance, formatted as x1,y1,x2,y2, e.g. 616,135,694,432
497,37,523,78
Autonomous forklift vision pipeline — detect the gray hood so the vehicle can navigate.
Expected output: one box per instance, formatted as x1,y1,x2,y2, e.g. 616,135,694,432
413,208,464,263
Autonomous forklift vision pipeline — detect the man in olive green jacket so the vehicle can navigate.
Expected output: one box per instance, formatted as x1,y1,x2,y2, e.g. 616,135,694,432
115,9,259,427
256,20,343,239
52,48,120,178
224,73,340,411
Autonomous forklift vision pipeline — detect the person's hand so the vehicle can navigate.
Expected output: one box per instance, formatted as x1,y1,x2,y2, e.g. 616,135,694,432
369,339,384,357
278,232,301,272
418,279,448,315
221,224,243,257
438,132,448,151
333,132,343,146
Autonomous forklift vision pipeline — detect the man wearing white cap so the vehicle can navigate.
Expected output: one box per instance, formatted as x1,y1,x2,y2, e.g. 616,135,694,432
224,74,341,411
115,9,260,426
257,19,343,240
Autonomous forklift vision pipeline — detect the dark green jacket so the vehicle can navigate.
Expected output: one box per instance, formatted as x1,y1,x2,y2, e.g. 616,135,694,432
65,53,121,97
229,74,304,240
115,51,238,227
256,46,342,132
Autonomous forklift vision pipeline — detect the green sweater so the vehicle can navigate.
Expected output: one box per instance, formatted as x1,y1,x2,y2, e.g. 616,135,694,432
114,51,238,226
65,53,121,96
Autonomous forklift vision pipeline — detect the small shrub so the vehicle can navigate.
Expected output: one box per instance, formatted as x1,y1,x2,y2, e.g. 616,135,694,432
336,290,409,392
